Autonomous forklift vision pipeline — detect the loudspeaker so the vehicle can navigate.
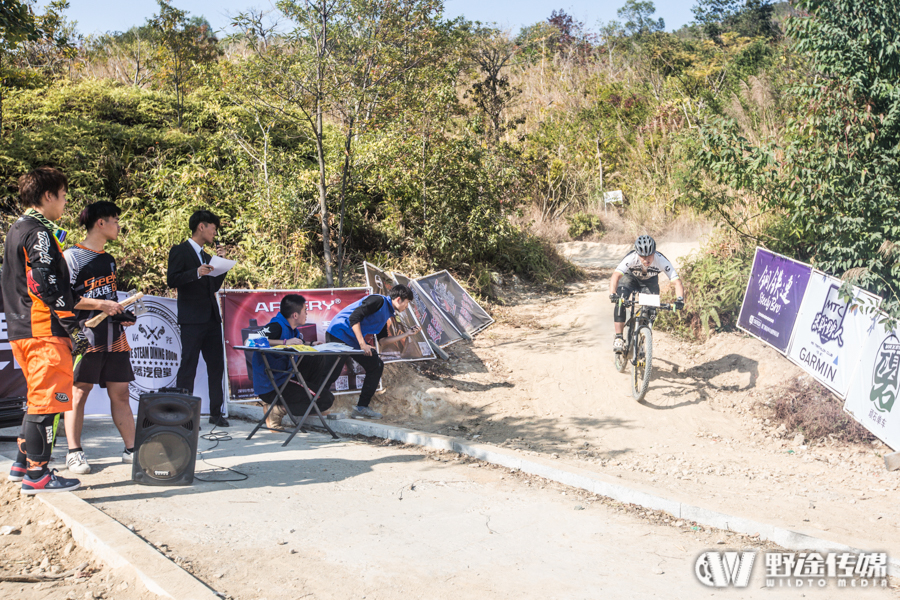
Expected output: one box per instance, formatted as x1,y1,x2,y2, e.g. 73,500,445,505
132,392,200,486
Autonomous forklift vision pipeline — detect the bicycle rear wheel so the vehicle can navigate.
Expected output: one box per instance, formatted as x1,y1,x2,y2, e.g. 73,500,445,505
631,326,653,401
614,325,630,372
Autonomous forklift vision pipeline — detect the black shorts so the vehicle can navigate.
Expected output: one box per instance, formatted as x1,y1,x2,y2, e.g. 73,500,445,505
73,351,135,387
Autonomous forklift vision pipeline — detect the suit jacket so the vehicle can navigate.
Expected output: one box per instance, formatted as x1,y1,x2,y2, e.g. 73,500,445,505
166,241,227,324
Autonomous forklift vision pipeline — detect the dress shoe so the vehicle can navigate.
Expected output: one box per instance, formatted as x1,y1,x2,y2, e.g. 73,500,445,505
208,415,230,427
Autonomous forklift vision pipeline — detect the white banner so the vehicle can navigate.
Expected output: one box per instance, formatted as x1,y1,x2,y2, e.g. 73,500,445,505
85,294,217,416
786,271,881,397
843,320,900,451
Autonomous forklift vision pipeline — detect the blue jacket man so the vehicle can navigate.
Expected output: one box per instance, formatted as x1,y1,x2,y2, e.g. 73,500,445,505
252,294,336,429
325,284,418,419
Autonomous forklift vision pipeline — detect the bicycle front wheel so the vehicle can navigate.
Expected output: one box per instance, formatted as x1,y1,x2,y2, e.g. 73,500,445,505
631,326,653,401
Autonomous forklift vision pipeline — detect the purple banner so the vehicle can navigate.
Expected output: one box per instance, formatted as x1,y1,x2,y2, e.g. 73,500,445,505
737,247,812,353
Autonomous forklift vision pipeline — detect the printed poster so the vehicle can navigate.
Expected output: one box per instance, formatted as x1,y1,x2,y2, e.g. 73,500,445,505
415,270,494,337
394,272,465,348
0,301,27,401
363,262,435,363
219,288,376,400
85,294,216,416
843,319,900,451
786,271,882,397
737,247,812,353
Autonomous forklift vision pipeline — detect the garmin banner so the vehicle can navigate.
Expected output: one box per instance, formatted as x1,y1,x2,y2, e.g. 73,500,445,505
415,270,494,337
737,248,812,353
219,288,373,400
85,294,215,416
363,262,436,363
394,272,465,348
843,320,900,451
786,272,882,398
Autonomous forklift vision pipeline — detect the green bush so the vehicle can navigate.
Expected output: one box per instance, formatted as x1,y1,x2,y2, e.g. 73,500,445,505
657,242,754,339
566,212,604,240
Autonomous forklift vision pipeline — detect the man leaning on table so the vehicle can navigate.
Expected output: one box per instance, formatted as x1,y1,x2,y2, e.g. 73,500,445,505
252,294,339,429
325,284,419,419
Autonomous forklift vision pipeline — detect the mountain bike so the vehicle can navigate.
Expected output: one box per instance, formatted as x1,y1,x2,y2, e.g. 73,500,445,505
614,292,675,401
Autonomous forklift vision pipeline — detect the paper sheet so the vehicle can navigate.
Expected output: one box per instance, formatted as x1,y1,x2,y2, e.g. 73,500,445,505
207,255,236,277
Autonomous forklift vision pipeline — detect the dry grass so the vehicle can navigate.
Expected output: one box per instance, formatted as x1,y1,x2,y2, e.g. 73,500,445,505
767,377,875,445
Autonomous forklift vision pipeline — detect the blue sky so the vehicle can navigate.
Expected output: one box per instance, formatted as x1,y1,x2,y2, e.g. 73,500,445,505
41,1,695,37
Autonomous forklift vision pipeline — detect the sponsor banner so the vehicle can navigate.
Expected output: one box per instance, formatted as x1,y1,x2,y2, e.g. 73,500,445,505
415,270,494,337
394,272,465,348
363,262,435,363
737,247,812,353
85,294,215,416
843,319,900,451
0,300,28,399
219,288,375,400
786,271,882,398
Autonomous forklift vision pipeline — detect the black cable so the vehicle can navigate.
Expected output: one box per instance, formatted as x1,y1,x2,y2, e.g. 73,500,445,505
192,423,249,482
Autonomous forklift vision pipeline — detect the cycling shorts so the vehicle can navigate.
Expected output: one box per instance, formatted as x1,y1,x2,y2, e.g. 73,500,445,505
10,337,74,414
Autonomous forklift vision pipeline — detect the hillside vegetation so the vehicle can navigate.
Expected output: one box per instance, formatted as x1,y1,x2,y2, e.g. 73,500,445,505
2,1,898,327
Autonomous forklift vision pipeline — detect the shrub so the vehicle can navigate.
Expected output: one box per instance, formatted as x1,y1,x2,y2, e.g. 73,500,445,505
565,212,604,240
766,377,875,445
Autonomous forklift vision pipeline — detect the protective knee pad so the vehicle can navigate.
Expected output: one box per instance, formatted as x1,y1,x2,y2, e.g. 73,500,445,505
23,413,59,467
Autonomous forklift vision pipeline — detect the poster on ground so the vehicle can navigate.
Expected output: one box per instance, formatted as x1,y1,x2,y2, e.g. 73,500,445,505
363,262,435,363
219,288,377,400
393,272,465,348
786,271,882,398
415,270,494,337
85,294,215,416
737,247,812,353
843,319,900,451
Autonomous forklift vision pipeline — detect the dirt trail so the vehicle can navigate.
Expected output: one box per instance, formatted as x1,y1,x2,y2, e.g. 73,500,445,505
357,241,900,558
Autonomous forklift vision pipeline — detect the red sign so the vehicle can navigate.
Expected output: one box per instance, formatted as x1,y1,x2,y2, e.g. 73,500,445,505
220,288,370,399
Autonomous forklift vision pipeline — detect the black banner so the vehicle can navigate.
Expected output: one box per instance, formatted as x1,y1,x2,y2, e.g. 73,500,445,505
415,270,494,337
0,293,28,399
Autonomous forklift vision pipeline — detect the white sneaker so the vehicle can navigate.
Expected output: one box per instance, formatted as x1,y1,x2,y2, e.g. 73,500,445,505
66,451,91,474
613,337,625,353
122,450,134,464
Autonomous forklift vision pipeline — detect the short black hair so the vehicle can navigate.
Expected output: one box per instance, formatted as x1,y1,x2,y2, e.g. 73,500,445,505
189,210,221,234
389,284,414,301
78,201,121,231
280,294,306,318
18,167,68,209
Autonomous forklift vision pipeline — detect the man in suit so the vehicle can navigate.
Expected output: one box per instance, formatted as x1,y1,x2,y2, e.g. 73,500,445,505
167,210,229,426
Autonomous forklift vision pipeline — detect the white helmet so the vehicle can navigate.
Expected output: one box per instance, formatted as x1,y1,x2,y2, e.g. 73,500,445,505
635,235,656,257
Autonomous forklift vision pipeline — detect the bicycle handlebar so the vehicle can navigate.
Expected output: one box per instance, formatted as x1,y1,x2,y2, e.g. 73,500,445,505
619,299,676,311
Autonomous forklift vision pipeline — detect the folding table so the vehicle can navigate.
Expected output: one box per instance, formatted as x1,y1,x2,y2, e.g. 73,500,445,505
237,345,364,446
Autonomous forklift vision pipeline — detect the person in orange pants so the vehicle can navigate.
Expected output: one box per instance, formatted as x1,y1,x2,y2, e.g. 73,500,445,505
1,167,91,494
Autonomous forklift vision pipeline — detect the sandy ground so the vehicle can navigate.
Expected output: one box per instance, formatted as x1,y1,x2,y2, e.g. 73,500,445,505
358,241,900,559
0,478,156,600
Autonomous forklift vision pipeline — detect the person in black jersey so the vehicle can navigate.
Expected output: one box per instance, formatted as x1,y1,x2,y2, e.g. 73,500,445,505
63,202,137,475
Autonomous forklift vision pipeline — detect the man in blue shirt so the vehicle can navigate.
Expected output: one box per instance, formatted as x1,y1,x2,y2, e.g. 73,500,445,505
252,294,337,429
326,284,419,419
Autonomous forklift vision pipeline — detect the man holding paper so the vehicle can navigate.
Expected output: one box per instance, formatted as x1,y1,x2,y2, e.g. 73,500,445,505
167,210,231,426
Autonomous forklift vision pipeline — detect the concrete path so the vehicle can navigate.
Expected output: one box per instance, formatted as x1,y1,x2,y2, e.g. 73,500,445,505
3,418,896,600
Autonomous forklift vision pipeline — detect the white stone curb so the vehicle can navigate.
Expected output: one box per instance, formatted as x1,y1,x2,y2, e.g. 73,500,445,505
1,453,220,600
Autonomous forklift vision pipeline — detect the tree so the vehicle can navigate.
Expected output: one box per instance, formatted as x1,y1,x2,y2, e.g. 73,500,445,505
689,0,900,321
465,27,521,143
151,0,219,127
0,0,39,136
617,0,665,37
692,0,778,43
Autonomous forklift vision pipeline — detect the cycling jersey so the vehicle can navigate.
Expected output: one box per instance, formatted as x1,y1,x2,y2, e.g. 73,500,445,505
64,244,130,353
1,212,78,340
615,251,680,282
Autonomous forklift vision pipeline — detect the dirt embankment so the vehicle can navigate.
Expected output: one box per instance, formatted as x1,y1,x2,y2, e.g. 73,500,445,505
350,240,899,557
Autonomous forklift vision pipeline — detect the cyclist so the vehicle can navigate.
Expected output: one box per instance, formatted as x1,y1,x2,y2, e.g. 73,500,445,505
609,235,684,353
